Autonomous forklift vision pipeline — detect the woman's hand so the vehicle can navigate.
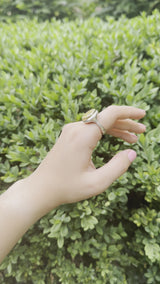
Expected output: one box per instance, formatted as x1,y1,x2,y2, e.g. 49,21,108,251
0,105,146,262
27,105,146,214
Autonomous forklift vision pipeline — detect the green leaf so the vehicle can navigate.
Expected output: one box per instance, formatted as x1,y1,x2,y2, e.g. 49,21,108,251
57,236,64,248
108,192,116,201
144,242,160,262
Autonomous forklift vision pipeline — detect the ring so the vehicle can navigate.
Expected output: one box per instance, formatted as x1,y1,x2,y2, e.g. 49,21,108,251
82,109,106,135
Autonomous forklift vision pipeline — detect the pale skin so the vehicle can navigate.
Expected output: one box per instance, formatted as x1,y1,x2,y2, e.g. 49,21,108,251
0,105,146,263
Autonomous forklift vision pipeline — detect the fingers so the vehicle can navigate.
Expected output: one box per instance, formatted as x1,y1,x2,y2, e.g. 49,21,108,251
107,119,146,143
80,105,146,148
85,149,136,198
107,129,138,143
112,119,146,134
60,106,146,154
98,105,146,132
100,105,146,122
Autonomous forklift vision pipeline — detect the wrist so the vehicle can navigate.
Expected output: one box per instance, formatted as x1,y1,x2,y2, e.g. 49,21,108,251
0,177,53,262
23,172,59,220
2,179,42,226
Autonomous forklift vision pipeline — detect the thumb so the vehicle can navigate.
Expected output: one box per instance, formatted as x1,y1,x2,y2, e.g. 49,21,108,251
88,149,137,197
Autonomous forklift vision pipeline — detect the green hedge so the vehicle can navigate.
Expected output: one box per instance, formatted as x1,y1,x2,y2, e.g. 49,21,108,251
0,0,160,21
0,11,160,283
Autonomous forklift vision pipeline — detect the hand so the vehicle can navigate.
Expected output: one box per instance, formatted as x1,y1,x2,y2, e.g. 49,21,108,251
26,105,146,215
0,105,146,262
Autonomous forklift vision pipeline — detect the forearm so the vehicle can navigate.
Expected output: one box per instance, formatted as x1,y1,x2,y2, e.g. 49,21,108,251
0,177,56,263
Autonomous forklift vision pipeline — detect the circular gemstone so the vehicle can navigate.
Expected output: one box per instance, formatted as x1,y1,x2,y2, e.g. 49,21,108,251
82,109,96,122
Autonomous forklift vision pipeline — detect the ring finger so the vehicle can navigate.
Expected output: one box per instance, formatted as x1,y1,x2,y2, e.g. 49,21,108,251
107,128,138,143
112,119,146,134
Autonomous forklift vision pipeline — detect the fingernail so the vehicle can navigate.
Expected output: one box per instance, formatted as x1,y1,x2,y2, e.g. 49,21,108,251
139,123,146,130
128,150,137,162
141,109,146,114
131,133,138,139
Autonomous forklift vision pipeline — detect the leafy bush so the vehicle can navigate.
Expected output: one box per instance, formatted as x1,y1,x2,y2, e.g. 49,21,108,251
0,11,160,283
0,0,160,21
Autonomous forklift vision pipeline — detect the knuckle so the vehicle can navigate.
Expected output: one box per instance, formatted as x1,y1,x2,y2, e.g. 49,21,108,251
107,105,117,113
62,123,73,133
106,105,119,121
107,105,114,111
62,122,81,143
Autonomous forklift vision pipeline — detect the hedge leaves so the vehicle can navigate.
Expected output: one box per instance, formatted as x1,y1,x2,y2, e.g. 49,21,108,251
0,11,160,283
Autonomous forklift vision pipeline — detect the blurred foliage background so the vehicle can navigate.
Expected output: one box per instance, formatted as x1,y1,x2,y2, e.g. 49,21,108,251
0,0,160,21
0,1,160,284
